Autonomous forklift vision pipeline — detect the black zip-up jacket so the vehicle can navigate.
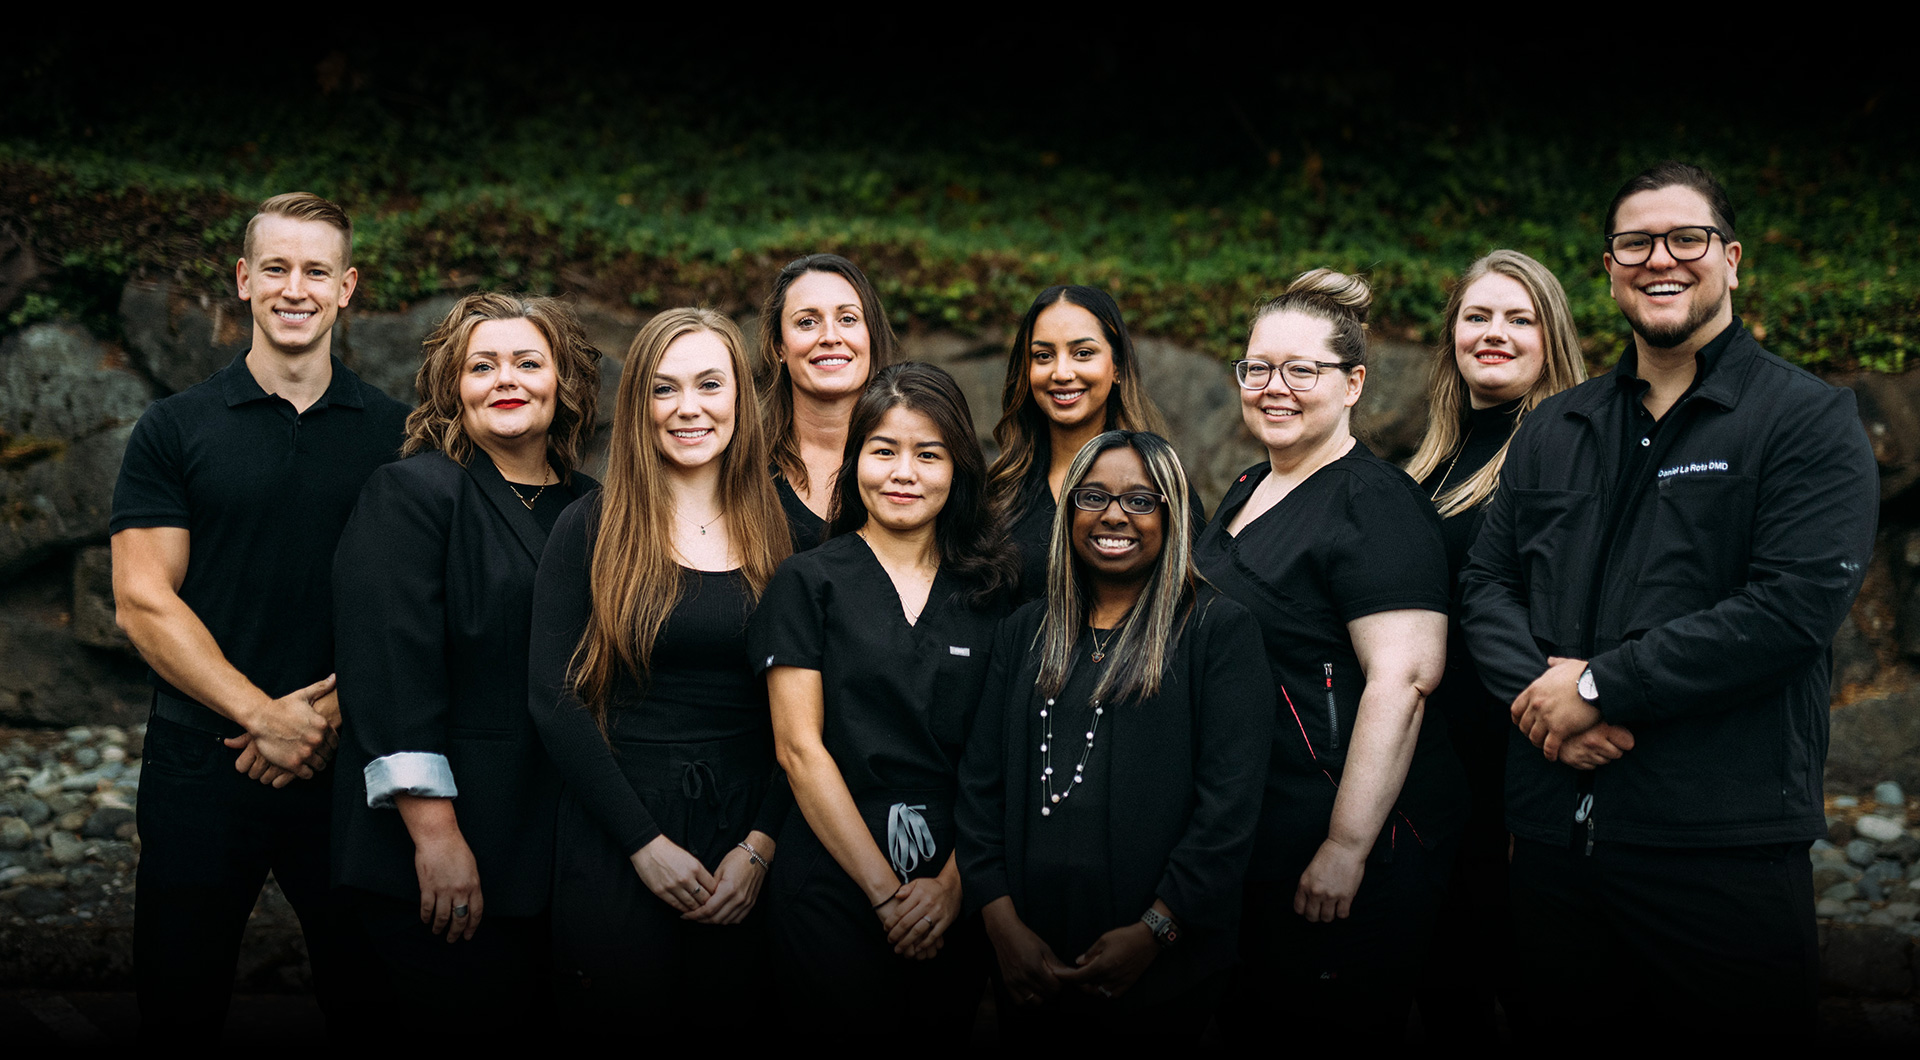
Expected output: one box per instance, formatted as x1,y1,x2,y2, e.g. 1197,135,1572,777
1459,321,1878,849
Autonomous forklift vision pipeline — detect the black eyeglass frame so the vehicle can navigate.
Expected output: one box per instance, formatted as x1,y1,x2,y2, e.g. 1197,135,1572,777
1603,226,1729,266
1068,488,1169,515
1231,358,1351,392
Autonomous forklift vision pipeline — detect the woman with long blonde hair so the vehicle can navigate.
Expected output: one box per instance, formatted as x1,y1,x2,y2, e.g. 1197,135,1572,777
528,308,791,1026
1402,250,1595,1042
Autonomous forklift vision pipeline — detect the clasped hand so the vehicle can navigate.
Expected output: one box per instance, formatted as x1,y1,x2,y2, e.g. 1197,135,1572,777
227,674,341,788
877,872,961,960
632,834,768,925
1510,657,1635,768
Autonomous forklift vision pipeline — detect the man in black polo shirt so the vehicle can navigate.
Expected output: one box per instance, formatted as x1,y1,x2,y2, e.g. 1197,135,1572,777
1459,163,1878,1039
111,192,410,1039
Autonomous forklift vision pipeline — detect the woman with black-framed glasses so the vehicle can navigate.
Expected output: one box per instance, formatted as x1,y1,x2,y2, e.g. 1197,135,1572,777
958,429,1273,1046
1196,269,1466,1047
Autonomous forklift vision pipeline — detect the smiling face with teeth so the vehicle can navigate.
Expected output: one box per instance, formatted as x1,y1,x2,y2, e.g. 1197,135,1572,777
779,270,873,403
1069,446,1165,590
1239,311,1364,464
1026,300,1117,433
1605,184,1742,356
650,328,738,475
235,214,357,359
1452,272,1546,408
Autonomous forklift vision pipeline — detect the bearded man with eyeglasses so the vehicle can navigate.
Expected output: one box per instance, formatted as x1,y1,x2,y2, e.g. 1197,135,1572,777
1458,161,1878,1041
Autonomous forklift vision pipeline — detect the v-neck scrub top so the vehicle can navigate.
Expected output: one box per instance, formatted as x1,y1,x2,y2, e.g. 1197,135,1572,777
1194,442,1464,882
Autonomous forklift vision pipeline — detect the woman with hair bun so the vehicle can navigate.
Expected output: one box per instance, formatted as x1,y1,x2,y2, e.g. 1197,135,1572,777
1195,269,1466,1045
985,285,1198,602
1403,250,1593,1040
756,253,900,552
959,429,1272,1045
751,362,1019,1040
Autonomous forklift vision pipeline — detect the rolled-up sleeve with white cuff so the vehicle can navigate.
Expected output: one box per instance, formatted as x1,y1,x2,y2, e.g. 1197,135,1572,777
364,751,459,809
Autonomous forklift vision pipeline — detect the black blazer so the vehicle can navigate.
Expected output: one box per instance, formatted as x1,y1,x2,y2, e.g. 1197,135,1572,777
331,449,597,915
956,586,1274,1001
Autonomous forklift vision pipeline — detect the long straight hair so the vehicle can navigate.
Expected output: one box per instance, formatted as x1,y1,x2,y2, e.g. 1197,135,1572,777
826,362,1019,607
1405,250,1587,517
571,309,791,729
1036,430,1198,707
985,285,1167,520
755,253,900,494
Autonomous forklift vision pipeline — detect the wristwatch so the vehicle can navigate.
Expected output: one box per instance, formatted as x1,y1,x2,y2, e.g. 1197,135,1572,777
1140,908,1181,948
1577,665,1600,705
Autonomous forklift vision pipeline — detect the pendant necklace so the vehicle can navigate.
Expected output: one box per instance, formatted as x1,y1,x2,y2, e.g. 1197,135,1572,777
507,467,553,510
1430,421,1475,502
683,509,723,536
1089,625,1117,663
1039,632,1108,817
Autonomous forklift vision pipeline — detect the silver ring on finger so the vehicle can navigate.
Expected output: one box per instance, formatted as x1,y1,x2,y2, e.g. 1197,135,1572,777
452,904,470,918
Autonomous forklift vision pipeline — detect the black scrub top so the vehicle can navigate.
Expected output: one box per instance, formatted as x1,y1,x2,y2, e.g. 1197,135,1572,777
748,532,1005,806
1005,464,1211,605
772,465,827,554
1194,441,1465,881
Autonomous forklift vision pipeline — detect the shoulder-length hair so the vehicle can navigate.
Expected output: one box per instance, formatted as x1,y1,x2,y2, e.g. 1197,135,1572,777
570,308,791,729
401,292,601,477
1404,250,1588,517
825,362,1018,607
1036,430,1198,707
985,285,1168,519
755,253,900,493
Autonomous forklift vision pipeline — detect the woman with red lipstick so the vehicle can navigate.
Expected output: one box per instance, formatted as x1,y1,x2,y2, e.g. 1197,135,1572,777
525,309,791,1028
1192,269,1465,1047
958,430,1272,1046
985,285,1196,602
331,292,601,1040
1402,250,1589,1041
756,254,900,552
750,362,1018,1041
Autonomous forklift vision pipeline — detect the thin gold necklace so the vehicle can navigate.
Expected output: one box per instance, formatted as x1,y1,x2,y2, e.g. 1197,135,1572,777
507,467,554,510
1430,421,1475,502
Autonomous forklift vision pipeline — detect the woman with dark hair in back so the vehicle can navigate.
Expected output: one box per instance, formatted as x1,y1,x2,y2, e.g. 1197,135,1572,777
1403,250,1592,1040
756,253,900,552
750,362,1019,1041
1194,269,1466,1046
985,285,1198,602
331,292,601,1041
525,308,791,1029
959,429,1272,1047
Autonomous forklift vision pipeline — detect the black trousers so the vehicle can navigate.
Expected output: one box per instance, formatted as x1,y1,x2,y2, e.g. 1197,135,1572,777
1506,836,1817,1043
133,714,346,1040
1220,833,1446,1049
992,966,1225,1052
335,888,551,1045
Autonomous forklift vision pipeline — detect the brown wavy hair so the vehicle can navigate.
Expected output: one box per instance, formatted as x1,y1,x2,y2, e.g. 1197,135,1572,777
401,292,601,477
985,285,1168,523
755,253,900,493
570,309,790,728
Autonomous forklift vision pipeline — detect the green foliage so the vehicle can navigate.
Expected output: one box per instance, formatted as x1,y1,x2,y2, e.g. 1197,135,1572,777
2,93,1914,373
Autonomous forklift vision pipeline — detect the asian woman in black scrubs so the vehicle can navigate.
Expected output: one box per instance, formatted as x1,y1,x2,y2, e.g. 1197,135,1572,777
756,253,900,552
984,285,1190,602
526,309,791,1028
331,293,601,1040
751,362,1019,1041
1401,250,1591,1040
1193,269,1467,1046
959,430,1273,1047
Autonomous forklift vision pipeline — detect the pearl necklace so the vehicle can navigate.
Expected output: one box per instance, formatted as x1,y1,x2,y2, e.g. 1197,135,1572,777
1039,637,1107,817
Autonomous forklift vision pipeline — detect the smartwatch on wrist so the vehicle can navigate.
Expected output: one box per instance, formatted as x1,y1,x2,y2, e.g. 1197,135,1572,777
1140,908,1180,948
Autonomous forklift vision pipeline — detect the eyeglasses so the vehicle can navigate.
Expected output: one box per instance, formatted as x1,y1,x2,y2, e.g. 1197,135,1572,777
1605,226,1726,266
1068,488,1167,515
1232,358,1347,392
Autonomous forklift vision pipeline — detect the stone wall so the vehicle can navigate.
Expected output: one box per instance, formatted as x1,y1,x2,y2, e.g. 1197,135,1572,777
1,282,1916,786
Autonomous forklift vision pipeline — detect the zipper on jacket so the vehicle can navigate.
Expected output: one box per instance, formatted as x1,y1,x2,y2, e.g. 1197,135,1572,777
1574,792,1595,856
1324,663,1339,752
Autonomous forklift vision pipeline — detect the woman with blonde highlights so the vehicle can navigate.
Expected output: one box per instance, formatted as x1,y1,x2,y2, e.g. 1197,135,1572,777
757,253,900,551
527,308,790,1025
1403,250,1592,1041
332,292,601,1039
960,430,1272,1044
